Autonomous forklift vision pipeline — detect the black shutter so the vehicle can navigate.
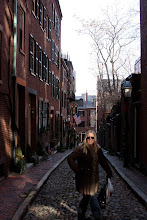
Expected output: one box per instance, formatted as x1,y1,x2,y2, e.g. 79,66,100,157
49,19,51,40
49,59,51,84
38,100,41,133
38,46,41,77
29,34,33,72
35,42,39,75
52,3,54,25
45,55,47,81
43,102,47,129
43,6,46,31
39,0,42,24
52,39,54,61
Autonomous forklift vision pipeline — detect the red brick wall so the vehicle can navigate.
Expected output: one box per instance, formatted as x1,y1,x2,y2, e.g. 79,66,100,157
140,0,147,169
0,0,62,175
0,0,14,176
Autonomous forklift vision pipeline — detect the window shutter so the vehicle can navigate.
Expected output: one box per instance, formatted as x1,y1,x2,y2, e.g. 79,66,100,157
49,59,51,84
35,42,39,75
52,39,54,61
52,3,54,25
54,10,56,29
38,100,41,133
42,52,45,80
57,50,60,69
45,55,47,82
58,22,60,40
43,6,46,31
43,102,47,129
29,34,33,72
35,0,39,17
38,46,42,77
39,0,42,24
49,19,51,40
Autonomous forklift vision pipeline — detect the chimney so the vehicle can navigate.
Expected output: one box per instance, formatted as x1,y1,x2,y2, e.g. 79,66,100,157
86,91,88,105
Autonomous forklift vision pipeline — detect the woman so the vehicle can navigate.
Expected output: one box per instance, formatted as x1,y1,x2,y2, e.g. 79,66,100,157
67,130,112,220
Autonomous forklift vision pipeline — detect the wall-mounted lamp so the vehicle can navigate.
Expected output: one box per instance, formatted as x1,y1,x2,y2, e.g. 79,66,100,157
122,80,132,98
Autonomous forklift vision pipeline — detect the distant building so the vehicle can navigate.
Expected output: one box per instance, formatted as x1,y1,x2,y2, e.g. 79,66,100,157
75,92,96,142
134,58,141,74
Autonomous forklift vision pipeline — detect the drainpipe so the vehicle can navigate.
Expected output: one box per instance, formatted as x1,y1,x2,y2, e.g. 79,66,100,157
12,0,17,161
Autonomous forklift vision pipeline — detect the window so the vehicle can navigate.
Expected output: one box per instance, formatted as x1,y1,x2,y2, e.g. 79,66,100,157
38,46,42,78
89,110,96,117
29,35,35,73
33,0,39,17
46,16,51,40
89,119,96,128
78,121,85,127
38,101,50,133
52,3,60,40
43,102,47,129
52,3,55,26
29,35,40,75
49,19,51,40
42,52,46,80
52,71,54,97
35,42,39,75
39,2,46,30
39,2,42,25
78,110,85,117
38,100,43,133
47,58,51,84
43,6,46,30
75,107,77,114
19,7,25,52
52,39,55,61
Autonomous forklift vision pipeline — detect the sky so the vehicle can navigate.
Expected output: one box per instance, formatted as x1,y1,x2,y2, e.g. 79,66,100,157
59,0,139,96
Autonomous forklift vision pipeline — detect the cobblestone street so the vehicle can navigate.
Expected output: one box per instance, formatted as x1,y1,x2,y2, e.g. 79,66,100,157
24,159,147,220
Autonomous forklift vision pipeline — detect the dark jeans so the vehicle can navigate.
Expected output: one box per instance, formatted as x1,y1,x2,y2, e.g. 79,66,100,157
78,194,101,219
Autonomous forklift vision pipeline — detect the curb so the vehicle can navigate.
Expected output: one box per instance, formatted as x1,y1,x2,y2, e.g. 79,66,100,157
12,151,72,220
105,153,147,209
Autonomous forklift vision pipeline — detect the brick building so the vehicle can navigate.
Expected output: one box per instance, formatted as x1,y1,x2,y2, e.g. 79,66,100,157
60,55,76,148
140,0,147,173
75,93,96,142
0,0,65,176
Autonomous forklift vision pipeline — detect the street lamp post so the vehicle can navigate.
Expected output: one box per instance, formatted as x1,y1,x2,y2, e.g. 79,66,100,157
122,80,132,167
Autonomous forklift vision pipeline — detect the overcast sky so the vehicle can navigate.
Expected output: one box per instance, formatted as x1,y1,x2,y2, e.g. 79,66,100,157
59,0,140,96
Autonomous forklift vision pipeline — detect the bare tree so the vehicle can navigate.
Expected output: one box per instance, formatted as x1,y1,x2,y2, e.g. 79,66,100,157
77,2,140,117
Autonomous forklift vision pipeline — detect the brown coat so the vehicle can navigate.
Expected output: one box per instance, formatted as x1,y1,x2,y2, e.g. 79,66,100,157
67,146,112,195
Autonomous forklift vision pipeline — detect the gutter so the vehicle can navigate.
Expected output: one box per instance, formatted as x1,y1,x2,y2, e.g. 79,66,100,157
12,0,17,161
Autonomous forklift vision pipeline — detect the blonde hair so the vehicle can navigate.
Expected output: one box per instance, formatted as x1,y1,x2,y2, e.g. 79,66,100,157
80,130,99,154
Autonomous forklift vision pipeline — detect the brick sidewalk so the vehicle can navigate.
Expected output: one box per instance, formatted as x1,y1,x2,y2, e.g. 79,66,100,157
104,150,147,209
0,149,72,220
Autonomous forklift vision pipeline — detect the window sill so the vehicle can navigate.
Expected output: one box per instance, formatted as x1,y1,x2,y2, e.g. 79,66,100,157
31,72,36,77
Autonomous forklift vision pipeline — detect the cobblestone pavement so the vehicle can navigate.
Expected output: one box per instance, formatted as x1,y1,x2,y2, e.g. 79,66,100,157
24,160,147,220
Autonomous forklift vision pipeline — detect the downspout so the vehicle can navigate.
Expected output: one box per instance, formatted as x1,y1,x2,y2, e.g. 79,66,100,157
12,0,17,161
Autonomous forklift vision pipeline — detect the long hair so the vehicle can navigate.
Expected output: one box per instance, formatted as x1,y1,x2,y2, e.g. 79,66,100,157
80,130,99,154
